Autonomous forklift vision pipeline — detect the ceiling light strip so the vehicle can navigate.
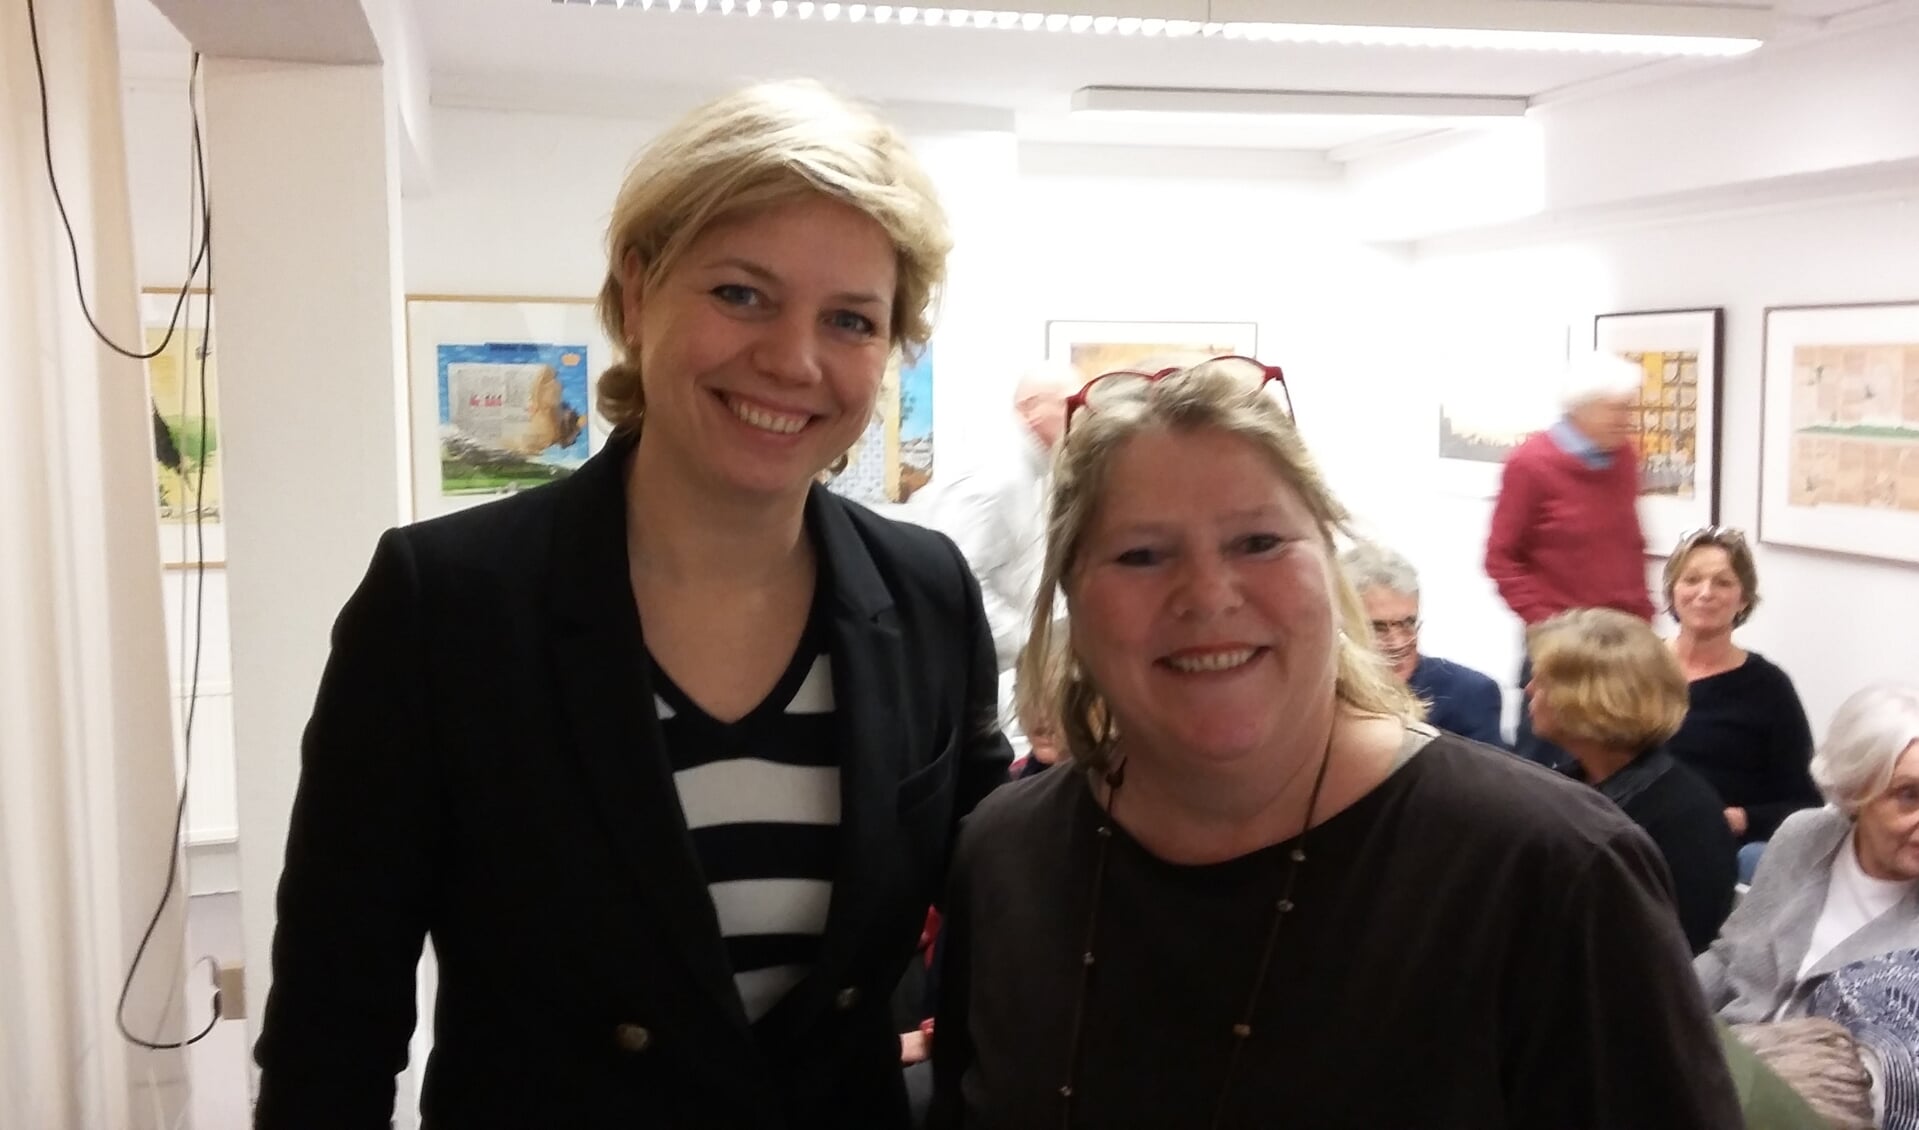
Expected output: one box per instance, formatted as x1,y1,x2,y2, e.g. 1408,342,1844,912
570,0,1763,55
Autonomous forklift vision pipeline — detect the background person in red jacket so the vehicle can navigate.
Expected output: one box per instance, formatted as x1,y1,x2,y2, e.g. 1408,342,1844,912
1486,351,1654,768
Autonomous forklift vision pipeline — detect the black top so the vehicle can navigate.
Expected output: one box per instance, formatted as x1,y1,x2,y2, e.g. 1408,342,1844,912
1566,747,1738,955
930,733,1741,1130
650,599,842,1025
254,430,1012,1130
1667,652,1819,844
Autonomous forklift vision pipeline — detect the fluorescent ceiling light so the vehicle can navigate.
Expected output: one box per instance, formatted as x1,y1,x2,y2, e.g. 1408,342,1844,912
1073,87,1530,118
558,0,1767,56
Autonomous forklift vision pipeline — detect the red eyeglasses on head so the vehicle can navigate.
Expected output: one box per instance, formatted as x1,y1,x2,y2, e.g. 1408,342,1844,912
1063,354,1291,435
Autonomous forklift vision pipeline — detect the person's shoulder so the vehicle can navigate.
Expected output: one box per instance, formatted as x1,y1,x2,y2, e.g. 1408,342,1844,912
1770,804,1845,851
1424,655,1500,695
1740,651,1802,691
1649,755,1736,823
1400,734,1640,854
825,491,971,591
397,480,567,575
958,766,1081,857
1507,430,1559,465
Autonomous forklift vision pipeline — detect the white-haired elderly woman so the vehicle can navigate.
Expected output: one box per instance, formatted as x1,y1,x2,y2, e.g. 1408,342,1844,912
1698,683,1919,1024
1485,352,1654,769
1338,541,1505,747
927,356,1740,1128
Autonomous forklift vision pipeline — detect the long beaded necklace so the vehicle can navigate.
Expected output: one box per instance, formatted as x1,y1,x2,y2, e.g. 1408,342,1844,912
1057,737,1336,1130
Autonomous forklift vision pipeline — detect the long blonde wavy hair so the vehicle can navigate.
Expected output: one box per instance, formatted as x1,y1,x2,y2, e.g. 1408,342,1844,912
1015,359,1423,777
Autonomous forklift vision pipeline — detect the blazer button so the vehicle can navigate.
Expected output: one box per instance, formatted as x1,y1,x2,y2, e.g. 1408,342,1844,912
834,987,861,1012
613,1023,652,1053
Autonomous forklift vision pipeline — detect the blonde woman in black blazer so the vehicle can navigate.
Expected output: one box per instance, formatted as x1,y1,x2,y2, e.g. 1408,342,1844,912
253,81,1010,1129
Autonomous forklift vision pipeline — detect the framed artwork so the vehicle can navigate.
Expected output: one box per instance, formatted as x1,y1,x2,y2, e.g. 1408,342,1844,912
405,295,614,520
1593,307,1724,555
820,346,935,506
1759,300,1919,564
1044,320,1259,382
142,287,225,565
1434,322,1570,498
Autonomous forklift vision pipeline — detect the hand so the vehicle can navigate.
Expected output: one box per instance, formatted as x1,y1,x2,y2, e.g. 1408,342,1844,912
1724,807,1748,836
900,1029,930,1065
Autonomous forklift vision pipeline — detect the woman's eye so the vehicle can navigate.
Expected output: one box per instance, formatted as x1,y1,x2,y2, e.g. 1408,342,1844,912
827,309,879,337
1114,547,1163,567
1236,533,1286,555
712,283,761,307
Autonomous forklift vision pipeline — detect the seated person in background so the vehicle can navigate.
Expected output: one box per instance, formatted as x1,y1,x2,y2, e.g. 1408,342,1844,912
1339,541,1505,747
929,357,1741,1128
1527,607,1738,953
1697,682,1919,1023
1662,527,1820,869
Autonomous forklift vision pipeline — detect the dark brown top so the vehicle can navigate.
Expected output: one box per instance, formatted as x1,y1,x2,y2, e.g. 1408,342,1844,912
929,733,1742,1129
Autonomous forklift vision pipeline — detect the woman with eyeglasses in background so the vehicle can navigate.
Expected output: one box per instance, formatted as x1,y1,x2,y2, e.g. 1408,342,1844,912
926,356,1740,1128
1662,527,1819,881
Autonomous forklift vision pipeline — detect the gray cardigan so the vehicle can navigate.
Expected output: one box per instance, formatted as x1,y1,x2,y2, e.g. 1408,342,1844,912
1695,806,1919,1023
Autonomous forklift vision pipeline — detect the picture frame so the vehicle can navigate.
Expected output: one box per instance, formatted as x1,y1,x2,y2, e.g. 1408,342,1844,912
1433,322,1571,499
1759,300,1919,565
1043,320,1260,382
141,286,225,566
1593,307,1725,556
404,295,615,521
818,346,937,506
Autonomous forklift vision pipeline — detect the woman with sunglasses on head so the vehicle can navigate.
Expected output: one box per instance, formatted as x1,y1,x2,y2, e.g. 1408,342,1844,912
254,80,1011,1128
1663,527,1819,878
926,358,1740,1128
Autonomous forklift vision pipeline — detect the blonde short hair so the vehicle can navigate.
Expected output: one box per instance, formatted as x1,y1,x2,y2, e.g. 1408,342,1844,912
595,80,952,432
1014,360,1423,777
1527,608,1688,753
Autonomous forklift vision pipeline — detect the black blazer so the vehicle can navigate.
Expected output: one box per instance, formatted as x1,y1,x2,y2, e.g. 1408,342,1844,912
253,432,1012,1128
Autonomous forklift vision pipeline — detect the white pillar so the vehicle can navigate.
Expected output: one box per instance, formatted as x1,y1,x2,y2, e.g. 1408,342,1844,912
200,58,410,1076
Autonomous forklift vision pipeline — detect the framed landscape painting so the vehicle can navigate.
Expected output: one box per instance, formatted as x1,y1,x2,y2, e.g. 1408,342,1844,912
1759,300,1919,564
1044,320,1259,383
405,295,613,520
1593,307,1724,555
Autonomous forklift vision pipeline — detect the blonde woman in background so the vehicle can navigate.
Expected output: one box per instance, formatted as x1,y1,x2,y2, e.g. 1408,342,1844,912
255,81,1010,1127
1526,607,1739,954
928,357,1739,1128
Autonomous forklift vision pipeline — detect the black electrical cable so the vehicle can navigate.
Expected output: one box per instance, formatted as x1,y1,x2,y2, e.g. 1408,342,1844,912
24,0,224,1051
27,0,207,360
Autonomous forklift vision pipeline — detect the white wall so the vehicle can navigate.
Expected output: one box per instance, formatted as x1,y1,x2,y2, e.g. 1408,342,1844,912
1394,191,1919,736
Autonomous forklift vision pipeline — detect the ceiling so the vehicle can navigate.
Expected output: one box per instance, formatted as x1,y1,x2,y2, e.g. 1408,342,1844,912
114,0,1904,154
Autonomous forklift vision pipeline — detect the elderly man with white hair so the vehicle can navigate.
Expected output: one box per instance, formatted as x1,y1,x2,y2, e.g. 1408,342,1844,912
1486,351,1654,768
1339,541,1506,747
909,360,1080,672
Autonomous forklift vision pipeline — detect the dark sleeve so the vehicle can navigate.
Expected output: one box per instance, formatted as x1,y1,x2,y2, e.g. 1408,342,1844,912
1457,674,1509,749
946,538,1015,835
1501,828,1743,1128
1642,803,1738,955
925,826,979,1130
1744,667,1819,843
254,530,436,1128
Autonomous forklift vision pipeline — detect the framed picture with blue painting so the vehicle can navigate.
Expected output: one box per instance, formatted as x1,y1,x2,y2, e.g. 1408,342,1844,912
821,345,936,506
405,295,615,519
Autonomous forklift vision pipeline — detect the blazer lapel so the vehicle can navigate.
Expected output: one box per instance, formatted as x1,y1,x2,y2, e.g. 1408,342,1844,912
768,490,907,1030
545,432,751,1034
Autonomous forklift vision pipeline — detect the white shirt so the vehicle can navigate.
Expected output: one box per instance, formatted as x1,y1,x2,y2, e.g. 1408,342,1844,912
1798,830,1918,980
903,427,1052,671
